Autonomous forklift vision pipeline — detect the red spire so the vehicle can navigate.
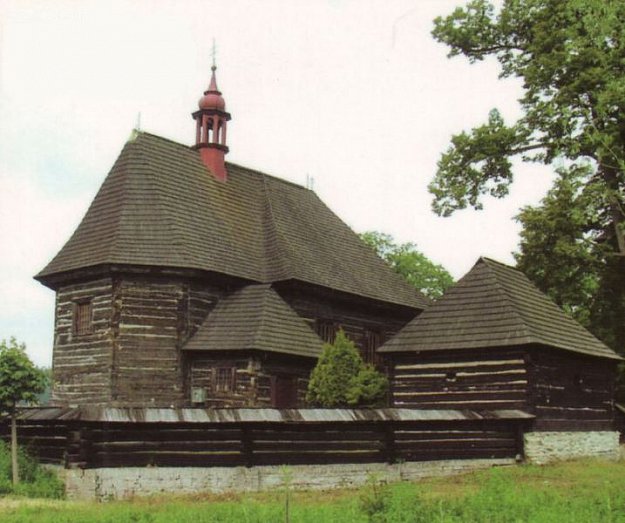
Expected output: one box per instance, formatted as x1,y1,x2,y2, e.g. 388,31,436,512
192,64,231,181
199,66,226,111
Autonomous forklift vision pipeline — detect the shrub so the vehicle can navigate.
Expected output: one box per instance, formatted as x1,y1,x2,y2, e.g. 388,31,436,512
307,330,388,407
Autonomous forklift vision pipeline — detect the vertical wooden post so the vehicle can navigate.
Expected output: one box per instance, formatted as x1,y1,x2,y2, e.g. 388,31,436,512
11,413,18,485
382,422,396,464
241,426,254,468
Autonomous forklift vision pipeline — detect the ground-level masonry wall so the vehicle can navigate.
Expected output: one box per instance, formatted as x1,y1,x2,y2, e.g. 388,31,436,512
524,431,620,464
62,459,515,501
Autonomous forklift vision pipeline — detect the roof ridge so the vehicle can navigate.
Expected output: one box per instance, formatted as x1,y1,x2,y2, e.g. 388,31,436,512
101,140,137,263
260,173,296,280
250,286,275,350
478,259,534,342
133,136,195,265
227,162,309,192
134,130,191,149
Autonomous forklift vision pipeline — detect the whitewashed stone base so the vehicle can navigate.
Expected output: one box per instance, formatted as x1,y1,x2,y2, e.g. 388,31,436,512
524,431,620,464
62,459,514,501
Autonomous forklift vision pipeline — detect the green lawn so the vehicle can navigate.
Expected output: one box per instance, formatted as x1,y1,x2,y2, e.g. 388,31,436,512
1,459,625,522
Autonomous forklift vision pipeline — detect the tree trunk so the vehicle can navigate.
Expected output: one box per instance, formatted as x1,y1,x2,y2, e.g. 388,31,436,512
11,412,18,485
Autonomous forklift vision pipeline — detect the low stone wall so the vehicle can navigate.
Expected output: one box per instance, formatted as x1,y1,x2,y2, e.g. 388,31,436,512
524,431,620,464
63,459,514,501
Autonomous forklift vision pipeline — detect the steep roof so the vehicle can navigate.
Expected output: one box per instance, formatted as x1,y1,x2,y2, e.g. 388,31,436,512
36,132,427,309
379,257,621,360
183,284,323,358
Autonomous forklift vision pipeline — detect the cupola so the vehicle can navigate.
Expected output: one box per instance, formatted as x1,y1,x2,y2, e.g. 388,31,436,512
192,65,231,181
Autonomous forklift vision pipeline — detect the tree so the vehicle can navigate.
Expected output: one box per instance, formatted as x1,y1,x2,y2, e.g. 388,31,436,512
514,164,625,394
429,0,625,258
515,164,602,327
306,330,388,407
360,231,453,299
0,338,47,485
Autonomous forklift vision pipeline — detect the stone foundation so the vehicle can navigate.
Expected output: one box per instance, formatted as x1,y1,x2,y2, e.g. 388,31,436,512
524,431,620,464
63,459,514,501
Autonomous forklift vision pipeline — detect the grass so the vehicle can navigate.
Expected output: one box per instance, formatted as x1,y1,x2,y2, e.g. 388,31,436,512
0,459,624,522
0,441,64,499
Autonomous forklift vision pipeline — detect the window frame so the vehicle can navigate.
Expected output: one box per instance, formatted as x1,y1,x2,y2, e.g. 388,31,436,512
73,299,93,336
213,366,237,394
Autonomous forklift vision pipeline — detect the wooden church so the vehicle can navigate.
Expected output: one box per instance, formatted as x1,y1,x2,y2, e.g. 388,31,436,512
35,65,429,409
24,65,621,489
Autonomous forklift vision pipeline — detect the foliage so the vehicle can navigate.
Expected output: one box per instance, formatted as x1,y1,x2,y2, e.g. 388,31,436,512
306,330,388,407
0,338,47,416
358,474,391,523
360,231,453,299
0,460,624,521
429,0,625,257
514,164,625,357
0,338,48,485
0,441,64,499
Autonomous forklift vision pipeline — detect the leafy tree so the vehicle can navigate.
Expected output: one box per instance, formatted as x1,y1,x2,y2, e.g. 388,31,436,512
514,164,603,327
360,231,453,299
306,330,388,407
514,164,625,395
429,0,625,258
0,338,47,485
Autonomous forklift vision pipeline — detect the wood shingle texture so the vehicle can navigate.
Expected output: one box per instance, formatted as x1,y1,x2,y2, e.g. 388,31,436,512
379,257,621,360
36,132,427,310
184,284,323,358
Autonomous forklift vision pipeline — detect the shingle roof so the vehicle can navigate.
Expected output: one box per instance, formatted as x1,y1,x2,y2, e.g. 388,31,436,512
36,132,428,309
183,284,323,358
379,257,621,360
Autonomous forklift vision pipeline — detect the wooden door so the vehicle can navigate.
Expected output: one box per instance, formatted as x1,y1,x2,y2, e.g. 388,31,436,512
271,375,298,408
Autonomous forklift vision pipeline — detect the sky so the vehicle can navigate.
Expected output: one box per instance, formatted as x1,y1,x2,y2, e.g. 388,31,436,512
0,0,555,366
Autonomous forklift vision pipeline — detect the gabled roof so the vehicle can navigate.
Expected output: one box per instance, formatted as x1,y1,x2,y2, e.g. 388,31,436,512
183,284,323,358
36,132,428,310
379,257,621,360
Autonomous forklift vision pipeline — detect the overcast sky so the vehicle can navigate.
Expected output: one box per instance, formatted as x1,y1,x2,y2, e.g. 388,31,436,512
0,0,555,366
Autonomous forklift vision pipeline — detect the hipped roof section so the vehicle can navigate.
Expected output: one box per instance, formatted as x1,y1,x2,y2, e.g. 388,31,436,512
184,284,323,358
36,132,428,310
379,257,621,360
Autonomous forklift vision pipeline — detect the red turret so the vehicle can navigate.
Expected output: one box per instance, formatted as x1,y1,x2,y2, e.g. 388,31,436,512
192,65,231,181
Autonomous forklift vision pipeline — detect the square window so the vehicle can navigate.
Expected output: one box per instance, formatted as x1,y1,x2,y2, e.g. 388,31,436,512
73,300,92,335
214,367,236,393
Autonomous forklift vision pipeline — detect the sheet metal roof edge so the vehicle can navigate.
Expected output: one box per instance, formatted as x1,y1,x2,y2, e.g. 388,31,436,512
14,407,534,423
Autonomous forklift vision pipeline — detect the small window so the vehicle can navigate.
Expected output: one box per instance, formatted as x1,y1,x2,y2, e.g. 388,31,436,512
316,319,336,344
73,300,92,335
214,367,236,393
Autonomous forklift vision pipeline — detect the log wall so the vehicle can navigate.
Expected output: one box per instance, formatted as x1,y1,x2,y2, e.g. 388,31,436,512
112,276,221,406
390,349,529,410
52,274,222,407
188,353,313,408
276,285,416,366
52,278,114,405
0,416,525,469
527,347,617,431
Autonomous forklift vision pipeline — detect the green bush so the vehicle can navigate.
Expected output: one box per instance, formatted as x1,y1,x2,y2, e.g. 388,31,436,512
306,330,388,407
0,440,64,498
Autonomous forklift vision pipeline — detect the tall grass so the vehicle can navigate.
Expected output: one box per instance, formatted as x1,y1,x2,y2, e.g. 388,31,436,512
0,459,623,522
0,440,64,499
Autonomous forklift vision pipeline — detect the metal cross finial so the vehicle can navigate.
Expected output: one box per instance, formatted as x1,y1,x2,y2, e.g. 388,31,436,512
211,39,217,70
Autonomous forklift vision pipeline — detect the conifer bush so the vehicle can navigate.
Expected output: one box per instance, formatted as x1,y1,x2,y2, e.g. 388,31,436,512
306,330,388,407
